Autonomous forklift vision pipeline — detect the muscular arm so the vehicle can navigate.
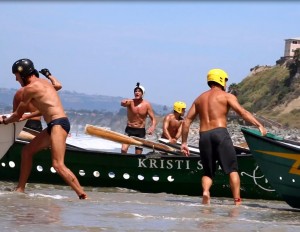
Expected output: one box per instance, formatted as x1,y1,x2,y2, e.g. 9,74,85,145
162,115,172,140
13,87,42,121
13,89,23,111
20,110,42,121
146,103,157,135
228,94,267,136
48,75,62,91
121,99,132,107
5,98,31,124
175,123,183,140
181,102,197,156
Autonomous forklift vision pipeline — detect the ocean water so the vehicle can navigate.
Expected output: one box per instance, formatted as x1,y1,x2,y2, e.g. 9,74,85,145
1,132,300,232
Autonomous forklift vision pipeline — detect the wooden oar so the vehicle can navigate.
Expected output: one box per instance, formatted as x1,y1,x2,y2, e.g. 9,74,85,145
84,124,142,146
158,138,200,155
131,136,181,154
84,124,186,156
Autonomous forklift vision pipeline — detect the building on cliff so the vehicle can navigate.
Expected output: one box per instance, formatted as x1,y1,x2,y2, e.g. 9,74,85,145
284,37,300,58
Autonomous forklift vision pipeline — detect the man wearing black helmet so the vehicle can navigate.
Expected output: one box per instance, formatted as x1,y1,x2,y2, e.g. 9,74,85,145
121,82,157,154
0,58,87,199
181,68,267,206
13,67,62,133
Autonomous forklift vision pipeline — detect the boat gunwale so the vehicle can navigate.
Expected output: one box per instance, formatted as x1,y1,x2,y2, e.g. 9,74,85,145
241,127,300,153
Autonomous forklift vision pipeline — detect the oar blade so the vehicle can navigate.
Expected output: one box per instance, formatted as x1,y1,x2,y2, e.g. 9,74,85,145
84,124,142,146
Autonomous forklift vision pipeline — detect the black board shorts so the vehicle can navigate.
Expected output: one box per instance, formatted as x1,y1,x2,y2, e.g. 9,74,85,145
199,127,238,178
25,119,43,132
125,126,146,150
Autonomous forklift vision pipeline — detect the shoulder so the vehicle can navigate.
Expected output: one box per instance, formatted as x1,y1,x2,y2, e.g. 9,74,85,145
15,87,24,95
23,79,44,94
164,113,173,120
14,88,24,101
225,92,238,100
142,99,152,107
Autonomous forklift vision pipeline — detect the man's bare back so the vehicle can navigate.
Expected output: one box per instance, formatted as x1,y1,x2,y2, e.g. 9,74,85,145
195,87,230,131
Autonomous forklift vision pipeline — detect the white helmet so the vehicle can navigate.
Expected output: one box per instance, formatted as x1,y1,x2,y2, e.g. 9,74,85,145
134,82,145,96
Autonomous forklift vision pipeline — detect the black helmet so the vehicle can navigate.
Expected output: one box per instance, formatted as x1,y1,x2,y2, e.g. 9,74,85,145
12,58,35,78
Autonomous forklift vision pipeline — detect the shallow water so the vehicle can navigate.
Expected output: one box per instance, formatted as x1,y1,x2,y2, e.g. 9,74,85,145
1,132,300,231
0,182,300,232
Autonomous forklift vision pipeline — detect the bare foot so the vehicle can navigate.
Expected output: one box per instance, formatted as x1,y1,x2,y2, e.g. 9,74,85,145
14,187,25,193
234,198,242,206
202,192,210,205
79,193,88,200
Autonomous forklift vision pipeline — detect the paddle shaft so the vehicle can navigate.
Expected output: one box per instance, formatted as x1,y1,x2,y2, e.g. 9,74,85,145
85,124,142,146
131,136,198,156
85,124,188,156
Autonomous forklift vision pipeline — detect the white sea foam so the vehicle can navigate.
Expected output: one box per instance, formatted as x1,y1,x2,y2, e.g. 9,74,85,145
28,193,68,200
66,133,121,151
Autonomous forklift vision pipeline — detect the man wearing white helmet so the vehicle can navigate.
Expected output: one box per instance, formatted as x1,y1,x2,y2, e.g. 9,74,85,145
181,68,267,206
161,101,186,144
121,82,157,154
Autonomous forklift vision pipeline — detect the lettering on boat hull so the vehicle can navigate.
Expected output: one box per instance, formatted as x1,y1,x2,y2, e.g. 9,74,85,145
138,158,203,170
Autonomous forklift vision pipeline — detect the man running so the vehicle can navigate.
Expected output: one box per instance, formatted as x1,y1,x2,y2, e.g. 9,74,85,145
181,68,266,205
0,58,87,199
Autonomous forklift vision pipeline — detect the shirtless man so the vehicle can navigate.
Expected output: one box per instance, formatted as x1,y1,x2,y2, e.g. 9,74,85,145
180,68,267,205
0,58,87,199
161,101,186,144
121,82,156,154
13,68,62,133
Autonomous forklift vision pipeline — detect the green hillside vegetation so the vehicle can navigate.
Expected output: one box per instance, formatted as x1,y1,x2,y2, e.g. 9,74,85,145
235,65,300,128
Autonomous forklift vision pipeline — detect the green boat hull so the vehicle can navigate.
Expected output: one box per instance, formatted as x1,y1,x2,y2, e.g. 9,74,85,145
242,127,300,208
0,140,280,200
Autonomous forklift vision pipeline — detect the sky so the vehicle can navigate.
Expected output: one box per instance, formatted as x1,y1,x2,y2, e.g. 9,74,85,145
1,1,299,108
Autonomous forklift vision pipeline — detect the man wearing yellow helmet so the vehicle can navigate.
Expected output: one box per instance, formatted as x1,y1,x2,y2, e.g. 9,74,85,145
161,101,186,144
120,82,157,154
181,68,267,206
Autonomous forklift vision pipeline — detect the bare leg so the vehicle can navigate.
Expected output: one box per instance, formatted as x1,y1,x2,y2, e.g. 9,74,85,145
135,148,143,155
15,130,50,192
50,126,87,199
202,176,212,205
121,144,129,154
229,171,241,205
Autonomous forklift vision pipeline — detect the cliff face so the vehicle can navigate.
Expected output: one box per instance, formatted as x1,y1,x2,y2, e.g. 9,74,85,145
235,61,300,128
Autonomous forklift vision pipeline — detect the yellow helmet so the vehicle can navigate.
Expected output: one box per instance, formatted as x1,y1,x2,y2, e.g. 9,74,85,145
173,101,186,114
207,68,228,90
